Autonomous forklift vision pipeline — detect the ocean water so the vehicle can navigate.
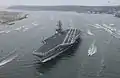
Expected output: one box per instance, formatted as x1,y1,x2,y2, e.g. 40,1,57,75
0,11,120,78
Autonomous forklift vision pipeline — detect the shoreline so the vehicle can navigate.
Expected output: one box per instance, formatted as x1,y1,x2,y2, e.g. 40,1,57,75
0,11,28,25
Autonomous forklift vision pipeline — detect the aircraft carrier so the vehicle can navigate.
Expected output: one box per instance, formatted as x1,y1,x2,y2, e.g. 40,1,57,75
33,20,81,63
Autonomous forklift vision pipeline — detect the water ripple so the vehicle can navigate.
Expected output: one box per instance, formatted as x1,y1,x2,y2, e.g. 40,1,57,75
0,49,18,67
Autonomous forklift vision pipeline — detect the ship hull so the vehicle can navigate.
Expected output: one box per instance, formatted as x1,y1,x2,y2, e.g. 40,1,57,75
35,37,80,63
33,28,81,63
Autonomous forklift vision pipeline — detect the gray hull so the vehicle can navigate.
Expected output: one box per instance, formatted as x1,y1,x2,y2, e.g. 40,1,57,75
33,28,81,63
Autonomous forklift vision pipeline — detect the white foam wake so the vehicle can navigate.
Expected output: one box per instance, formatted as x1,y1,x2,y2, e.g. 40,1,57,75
22,28,29,32
14,26,24,31
89,24,102,29
0,30,11,35
90,24,120,39
5,30,11,33
109,24,114,26
14,26,30,32
88,40,97,56
0,31,5,34
32,22,38,26
0,50,18,67
87,29,95,36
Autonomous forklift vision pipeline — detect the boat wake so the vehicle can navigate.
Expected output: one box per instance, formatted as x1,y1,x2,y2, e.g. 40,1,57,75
32,22,39,26
109,24,115,26
14,26,25,31
0,22,40,35
5,30,11,33
22,28,29,32
97,59,106,77
0,30,11,35
88,40,97,56
89,24,102,29
14,26,30,32
90,24,120,39
0,49,18,67
87,29,95,36
0,26,29,35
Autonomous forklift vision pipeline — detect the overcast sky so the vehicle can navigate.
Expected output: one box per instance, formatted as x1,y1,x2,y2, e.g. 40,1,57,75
0,0,120,6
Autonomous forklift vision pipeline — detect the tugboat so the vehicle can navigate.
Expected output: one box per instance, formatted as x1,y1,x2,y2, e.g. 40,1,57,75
33,20,81,63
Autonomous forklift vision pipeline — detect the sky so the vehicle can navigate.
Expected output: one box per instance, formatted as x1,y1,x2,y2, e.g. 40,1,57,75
0,0,120,6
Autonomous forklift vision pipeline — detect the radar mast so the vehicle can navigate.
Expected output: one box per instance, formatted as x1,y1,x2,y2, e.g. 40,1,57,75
56,20,63,33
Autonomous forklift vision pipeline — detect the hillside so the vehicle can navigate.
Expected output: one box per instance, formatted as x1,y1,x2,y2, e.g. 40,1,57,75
8,5,120,13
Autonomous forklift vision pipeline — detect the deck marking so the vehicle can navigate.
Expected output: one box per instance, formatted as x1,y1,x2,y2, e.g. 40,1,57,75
67,29,74,43
62,28,72,44
71,28,77,43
